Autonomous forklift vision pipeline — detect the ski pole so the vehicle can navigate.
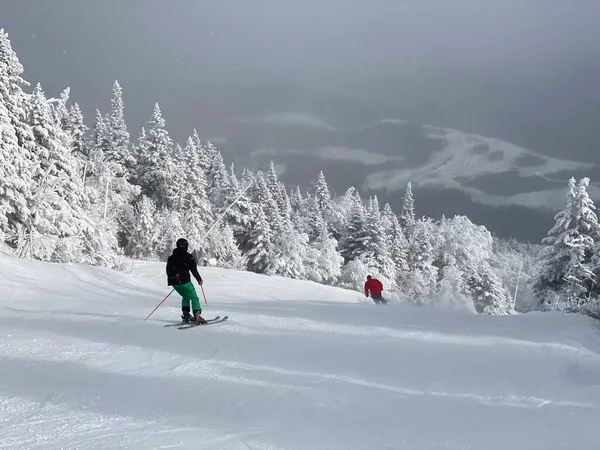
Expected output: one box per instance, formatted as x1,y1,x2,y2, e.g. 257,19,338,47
201,285,208,306
144,288,174,321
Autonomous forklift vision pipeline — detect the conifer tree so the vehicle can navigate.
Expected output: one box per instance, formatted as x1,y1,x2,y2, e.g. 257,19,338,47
339,190,369,264
245,203,275,274
363,196,396,283
67,103,88,160
22,83,86,261
206,150,231,212
309,223,343,284
0,29,36,237
401,218,438,303
400,181,416,231
136,103,176,209
106,80,134,177
533,178,599,306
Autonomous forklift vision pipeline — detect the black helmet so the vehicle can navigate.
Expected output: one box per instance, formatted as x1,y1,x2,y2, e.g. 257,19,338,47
176,238,188,250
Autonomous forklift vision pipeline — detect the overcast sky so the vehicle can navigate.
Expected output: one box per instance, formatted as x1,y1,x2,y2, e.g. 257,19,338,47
2,0,600,161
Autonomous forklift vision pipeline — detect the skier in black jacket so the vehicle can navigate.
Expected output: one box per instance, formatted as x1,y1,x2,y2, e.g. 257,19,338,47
166,238,207,324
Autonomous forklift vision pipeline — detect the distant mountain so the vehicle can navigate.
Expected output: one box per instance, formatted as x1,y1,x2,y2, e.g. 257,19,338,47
362,122,600,211
205,113,598,242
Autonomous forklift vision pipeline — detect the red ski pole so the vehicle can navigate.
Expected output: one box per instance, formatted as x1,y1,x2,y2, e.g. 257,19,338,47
201,285,208,306
144,289,174,321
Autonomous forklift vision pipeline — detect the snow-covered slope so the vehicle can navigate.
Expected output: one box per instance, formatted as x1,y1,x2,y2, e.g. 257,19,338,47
363,124,598,210
1,256,600,449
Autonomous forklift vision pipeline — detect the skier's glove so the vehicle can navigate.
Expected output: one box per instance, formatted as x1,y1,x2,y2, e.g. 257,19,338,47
198,279,204,286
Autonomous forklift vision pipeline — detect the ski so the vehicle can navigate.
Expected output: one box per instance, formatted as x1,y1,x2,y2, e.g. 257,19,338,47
164,316,220,327
177,315,228,329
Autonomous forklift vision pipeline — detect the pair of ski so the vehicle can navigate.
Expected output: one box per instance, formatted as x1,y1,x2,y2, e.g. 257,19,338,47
164,315,228,329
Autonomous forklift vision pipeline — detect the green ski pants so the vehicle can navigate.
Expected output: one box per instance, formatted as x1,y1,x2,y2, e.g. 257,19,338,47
173,282,201,312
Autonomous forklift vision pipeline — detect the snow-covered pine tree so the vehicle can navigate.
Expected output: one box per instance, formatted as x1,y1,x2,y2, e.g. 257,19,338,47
155,209,185,260
49,87,71,131
87,101,140,256
363,196,396,286
433,215,513,313
339,189,370,264
0,95,23,238
266,161,287,214
532,178,599,308
400,181,416,231
127,195,161,260
290,186,304,211
206,149,231,213
491,237,541,313
253,171,283,235
466,262,514,315
272,193,309,279
312,171,345,240
105,80,134,178
386,207,409,276
177,136,214,256
135,103,176,210
190,129,210,175
223,163,253,247
288,189,315,238
201,223,246,270
171,143,187,211
401,218,438,304
247,168,306,278
0,29,36,240
245,203,276,274
21,83,87,261
308,222,343,285
67,103,88,160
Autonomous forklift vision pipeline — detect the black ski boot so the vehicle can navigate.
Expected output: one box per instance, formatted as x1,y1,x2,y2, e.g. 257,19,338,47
181,307,194,324
193,310,207,325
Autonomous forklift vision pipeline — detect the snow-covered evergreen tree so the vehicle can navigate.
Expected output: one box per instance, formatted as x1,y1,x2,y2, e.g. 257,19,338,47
387,210,409,275
21,83,86,261
400,181,416,231
135,103,176,210
362,196,396,285
273,194,310,279
245,203,276,274
312,171,345,240
339,190,369,263
308,223,343,284
206,150,231,213
51,87,71,129
205,224,247,270
173,137,214,257
0,28,35,239
401,218,438,304
532,178,599,308
67,103,88,160
223,164,253,237
127,196,161,260
105,80,134,177
266,162,287,214
466,263,514,315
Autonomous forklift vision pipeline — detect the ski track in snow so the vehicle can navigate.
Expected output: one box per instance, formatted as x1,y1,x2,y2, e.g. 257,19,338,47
1,258,600,449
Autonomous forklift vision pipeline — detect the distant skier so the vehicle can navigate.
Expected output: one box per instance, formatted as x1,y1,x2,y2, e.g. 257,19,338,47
364,274,387,304
166,238,207,324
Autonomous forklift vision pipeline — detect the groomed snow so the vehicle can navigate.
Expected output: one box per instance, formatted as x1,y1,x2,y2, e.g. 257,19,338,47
1,256,599,449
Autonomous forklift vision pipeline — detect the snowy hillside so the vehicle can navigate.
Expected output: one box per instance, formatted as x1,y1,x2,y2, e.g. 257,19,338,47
363,124,598,211
1,256,600,449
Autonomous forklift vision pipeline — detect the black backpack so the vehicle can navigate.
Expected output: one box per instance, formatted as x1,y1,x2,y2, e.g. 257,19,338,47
167,254,188,284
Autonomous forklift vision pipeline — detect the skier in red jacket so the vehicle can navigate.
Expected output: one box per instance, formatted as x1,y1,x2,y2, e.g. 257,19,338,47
364,274,387,304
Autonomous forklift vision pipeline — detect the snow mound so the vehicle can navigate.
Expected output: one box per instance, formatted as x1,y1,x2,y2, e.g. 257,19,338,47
1,256,600,449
